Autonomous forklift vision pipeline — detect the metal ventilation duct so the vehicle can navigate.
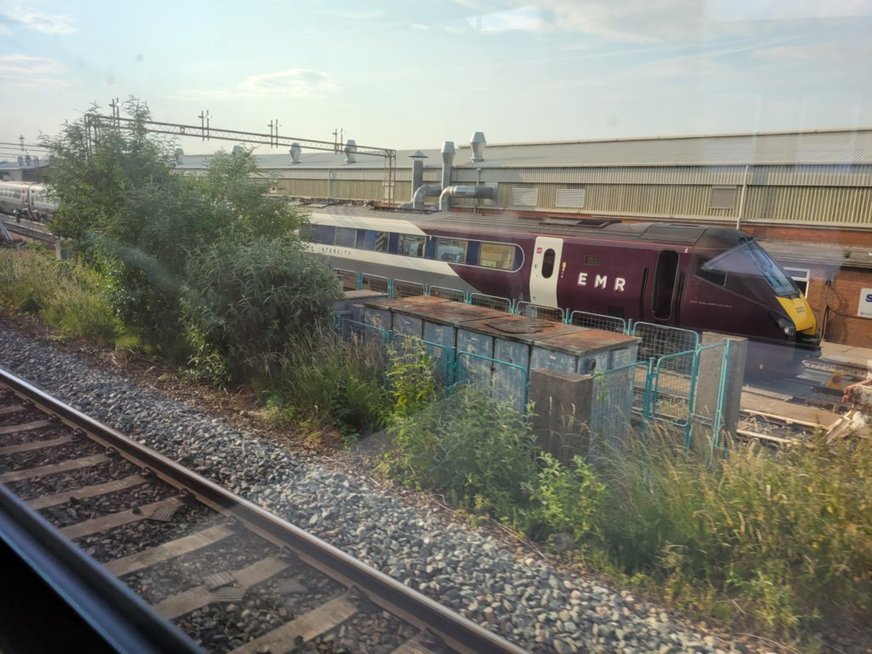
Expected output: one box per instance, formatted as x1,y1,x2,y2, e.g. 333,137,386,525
289,142,301,164
174,148,184,164
409,151,427,202
344,139,357,164
441,141,455,191
470,131,486,162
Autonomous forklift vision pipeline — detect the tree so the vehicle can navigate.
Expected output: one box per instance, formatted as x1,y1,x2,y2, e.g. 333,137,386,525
41,98,334,368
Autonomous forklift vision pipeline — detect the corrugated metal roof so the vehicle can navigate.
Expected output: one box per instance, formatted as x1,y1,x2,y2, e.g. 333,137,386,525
177,128,872,171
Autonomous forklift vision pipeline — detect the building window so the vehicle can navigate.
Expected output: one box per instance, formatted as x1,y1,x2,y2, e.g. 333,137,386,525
512,187,539,207
710,186,738,210
556,188,585,208
783,267,810,295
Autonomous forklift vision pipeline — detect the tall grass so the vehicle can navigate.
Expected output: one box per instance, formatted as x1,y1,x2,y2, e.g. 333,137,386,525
260,327,390,441
596,427,872,635
0,248,120,343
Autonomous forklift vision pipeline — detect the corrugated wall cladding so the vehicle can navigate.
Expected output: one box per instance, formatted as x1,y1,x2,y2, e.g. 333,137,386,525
449,164,872,187
743,186,872,225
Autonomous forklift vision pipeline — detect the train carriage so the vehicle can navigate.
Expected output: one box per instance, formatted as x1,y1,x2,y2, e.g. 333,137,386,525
304,206,820,373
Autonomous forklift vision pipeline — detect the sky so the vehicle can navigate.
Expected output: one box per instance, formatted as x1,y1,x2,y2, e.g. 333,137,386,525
1,0,872,158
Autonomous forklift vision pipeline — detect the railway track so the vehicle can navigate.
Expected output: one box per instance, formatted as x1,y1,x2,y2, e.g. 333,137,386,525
0,368,524,654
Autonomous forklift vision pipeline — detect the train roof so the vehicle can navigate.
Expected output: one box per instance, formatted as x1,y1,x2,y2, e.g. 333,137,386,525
305,205,745,248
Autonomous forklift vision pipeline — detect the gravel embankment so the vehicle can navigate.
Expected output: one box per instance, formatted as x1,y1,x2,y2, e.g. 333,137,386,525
0,326,769,654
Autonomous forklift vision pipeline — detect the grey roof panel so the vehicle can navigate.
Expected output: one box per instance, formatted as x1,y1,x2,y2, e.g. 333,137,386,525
177,128,872,171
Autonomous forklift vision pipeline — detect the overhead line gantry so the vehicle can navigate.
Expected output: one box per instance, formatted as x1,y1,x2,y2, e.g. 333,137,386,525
83,113,397,205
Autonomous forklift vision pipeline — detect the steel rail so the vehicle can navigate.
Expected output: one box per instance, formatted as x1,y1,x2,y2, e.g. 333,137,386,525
0,484,204,654
0,367,527,654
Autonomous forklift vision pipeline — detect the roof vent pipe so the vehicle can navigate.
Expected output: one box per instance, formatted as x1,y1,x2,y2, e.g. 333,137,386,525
441,141,455,196
438,185,496,211
409,151,427,201
290,142,301,164
406,184,442,210
344,139,357,164
470,131,486,162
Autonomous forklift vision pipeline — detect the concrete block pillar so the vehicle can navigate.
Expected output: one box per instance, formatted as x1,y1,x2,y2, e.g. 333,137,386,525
528,368,593,462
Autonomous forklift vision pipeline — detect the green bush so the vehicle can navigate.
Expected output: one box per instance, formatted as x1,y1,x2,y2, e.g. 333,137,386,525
523,453,604,544
385,383,538,516
184,238,341,385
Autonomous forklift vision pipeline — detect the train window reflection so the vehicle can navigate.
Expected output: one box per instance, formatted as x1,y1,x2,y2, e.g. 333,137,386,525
435,238,467,263
357,229,389,252
704,242,798,297
334,227,357,248
398,234,425,257
478,242,515,270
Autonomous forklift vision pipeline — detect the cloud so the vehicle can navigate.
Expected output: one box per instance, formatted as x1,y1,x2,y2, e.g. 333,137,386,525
453,0,872,43
0,53,64,75
466,6,547,32
174,69,338,102
0,2,76,34
0,54,74,89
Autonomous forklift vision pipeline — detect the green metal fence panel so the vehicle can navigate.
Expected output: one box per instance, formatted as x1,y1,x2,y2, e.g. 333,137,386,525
515,302,565,323
455,350,528,413
336,315,391,345
392,278,426,299
391,332,456,385
334,268,362,291
591,360,648,449
569,310,628,334
469,292,513,313
359,272,391,295
631,322,699,365
648,349,699,447
428,285,468,303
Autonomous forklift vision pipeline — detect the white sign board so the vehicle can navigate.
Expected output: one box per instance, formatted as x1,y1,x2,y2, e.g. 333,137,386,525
858,288,872,318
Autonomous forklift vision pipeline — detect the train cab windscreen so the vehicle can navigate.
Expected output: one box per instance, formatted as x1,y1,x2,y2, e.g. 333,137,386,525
700,240,799,298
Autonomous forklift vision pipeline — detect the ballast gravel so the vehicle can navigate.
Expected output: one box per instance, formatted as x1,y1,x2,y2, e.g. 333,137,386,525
0,327,767,654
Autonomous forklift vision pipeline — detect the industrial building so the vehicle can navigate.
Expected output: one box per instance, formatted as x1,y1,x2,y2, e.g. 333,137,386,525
180,128,872,347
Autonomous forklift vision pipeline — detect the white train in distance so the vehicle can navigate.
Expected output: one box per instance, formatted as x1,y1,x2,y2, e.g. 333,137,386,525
0,181,58,222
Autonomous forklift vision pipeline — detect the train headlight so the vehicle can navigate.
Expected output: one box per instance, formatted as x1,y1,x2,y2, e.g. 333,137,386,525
770,312,796,339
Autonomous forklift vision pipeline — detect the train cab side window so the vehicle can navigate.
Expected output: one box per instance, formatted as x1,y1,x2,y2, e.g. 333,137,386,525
435,238,468,263
541,248,556,278
334,227,357,248
398,234,425,257
697,258,726,286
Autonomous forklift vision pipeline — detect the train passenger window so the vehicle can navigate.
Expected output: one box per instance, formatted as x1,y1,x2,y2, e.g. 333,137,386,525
435,238,468,263
478,242,516,269
357,229,389,252
334,227,357,248
308,225,334,244
541,248,556,278
398,234,425,257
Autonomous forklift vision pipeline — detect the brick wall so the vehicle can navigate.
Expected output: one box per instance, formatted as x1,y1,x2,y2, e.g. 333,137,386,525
814,269,872,346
